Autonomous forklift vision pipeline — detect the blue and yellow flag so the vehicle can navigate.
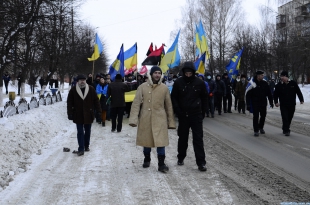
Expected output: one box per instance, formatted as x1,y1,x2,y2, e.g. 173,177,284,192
160,30,181,73
226,48,243,82
194,52,206,74
198,20,210,59
88,33,103,61
109,44,125,80
194,24,201,57
124,43,137,70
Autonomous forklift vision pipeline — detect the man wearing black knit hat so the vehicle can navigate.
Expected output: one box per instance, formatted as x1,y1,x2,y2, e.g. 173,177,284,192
171,61,208,171
273,71,304,136
245,70,274,137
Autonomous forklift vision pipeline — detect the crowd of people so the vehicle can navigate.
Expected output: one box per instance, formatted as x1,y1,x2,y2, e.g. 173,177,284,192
64,65,304,173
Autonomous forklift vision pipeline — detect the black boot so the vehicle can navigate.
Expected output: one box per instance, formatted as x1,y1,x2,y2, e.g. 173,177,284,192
158,155,169,172
143,154,151,168
102,122,105,127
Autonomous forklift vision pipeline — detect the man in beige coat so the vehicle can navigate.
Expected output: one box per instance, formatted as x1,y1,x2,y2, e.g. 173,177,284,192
129,66,176,173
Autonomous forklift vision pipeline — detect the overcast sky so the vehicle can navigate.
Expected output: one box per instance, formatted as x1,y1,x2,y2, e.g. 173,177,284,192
78,0,279,67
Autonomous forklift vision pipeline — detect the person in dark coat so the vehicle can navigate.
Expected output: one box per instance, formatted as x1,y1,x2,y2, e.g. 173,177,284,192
39,76,48,89
205,72,217,118
235,74,247,114
214,74,226,115
222,73,232,113
86,73,93,86
269,78,275,95
67,74,101,156
3,71,10,94
273,71,304,136
96,77,109,127
29,73,38,94
107,74,129,132
232,74,241,110
171,61,208,172
245,70,273,137
92,73,102,89
17,71,22,95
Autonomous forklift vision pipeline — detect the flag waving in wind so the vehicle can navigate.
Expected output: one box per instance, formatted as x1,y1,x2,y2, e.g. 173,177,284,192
142,44,164,66
88,33,103,61
124,43,138,74
160,30,181,73
194,52,206,74
109,44,125,81
197,20,210,59
226,48,243,82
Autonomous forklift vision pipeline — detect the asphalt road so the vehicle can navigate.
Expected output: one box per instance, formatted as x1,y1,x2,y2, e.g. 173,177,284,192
203,110,310,183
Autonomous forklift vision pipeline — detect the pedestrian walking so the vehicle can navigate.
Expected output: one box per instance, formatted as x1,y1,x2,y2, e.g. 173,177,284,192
205,72,217,118
273,71,304,136
96,77,109,127
107,74,129,132
67,74,101,156
3,71,10,95
232,74,241,110
17,71,22,95
214,74,226,115
129,66,176,172
235,74,247,114
245,70,273,137
171,61,208,172
222,73,232,113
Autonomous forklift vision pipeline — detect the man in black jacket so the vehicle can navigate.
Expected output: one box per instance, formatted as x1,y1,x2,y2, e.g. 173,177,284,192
214,74,226,115
171,61,208,172
246,70,273,136
273,71,304,136
222,73,232,113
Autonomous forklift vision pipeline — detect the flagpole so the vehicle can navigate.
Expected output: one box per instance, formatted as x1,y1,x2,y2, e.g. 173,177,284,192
92,61,95,83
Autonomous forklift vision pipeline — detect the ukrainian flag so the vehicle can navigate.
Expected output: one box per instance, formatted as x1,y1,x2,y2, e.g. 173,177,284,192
194,24,201,57
124,43,137,70
198,20,210,59
160,30,181,73
194,52,206,74
109,44,125,80
88,33,103,61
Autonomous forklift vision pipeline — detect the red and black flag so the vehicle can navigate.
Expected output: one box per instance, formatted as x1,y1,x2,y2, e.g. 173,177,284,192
146,43,153,56
142,44,164,65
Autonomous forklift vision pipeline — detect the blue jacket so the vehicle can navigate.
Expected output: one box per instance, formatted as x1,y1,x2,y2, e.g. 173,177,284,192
198,74,210,93
3,74,10,82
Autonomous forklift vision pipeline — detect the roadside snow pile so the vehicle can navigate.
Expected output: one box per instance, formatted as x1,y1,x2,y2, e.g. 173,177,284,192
0,98,71,191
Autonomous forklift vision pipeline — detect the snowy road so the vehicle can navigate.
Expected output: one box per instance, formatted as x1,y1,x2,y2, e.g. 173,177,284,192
1,92,310,204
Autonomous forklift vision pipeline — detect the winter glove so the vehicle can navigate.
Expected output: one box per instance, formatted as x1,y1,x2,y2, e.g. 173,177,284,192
209,93,213,97
68,114,73,120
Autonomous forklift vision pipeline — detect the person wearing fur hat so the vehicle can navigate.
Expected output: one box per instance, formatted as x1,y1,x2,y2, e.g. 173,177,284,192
129,66,176,173
107,74,129,132
245,70,273,137
67,74,102,156
273,71,304,136
235,74,248,114
171,62,208,172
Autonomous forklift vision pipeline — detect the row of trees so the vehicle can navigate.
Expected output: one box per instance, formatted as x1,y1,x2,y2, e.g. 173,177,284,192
175,0,310,83
0,0,108,105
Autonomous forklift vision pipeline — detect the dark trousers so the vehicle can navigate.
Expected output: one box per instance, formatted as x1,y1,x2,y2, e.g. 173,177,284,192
18,82,21,95
280,105,295,133
206,96,214,116
252,106,267,132
234,94,238,109
111,107,125,131
106,105,111,120
4,82,8,94
214,94,223,114
223,93,232,112
177,114,206,166
126,102,132,117
76,124,92,152
238,101,245,113
143,147,165,156
30,84,35,94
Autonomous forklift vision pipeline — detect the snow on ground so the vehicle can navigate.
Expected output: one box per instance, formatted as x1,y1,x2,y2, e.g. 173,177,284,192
0,81,309,203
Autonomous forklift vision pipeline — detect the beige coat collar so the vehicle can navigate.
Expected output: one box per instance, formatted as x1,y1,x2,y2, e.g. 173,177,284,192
76,84,89,100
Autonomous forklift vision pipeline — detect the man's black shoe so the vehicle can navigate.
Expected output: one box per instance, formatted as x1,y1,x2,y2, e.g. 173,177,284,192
285,131,290,136
177,160,184,166
102,122,105,127
111,129,116,132
85,147,90,152
259,129,265,134
254,132,259,137
77,151,84,156
198,165,207,171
